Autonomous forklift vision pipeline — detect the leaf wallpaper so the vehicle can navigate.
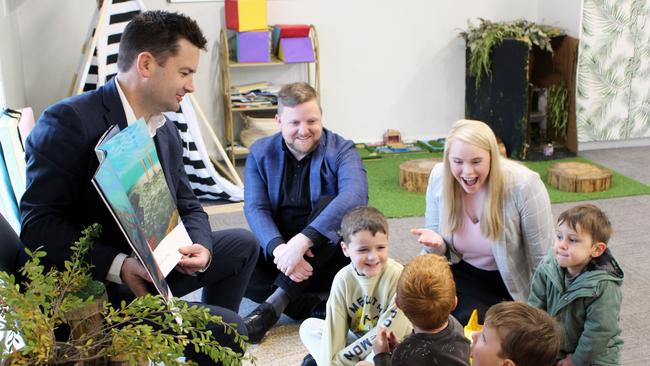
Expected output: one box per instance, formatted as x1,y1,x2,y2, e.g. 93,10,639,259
577,0,650,141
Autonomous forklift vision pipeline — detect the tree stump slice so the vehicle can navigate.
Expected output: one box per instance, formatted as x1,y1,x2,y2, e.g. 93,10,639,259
547,162,612,192
400,158,442,193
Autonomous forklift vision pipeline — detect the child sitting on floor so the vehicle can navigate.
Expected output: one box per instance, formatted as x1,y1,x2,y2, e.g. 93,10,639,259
363,253,471,366
299,206,412,366
471,301,562,366
529,204,624,366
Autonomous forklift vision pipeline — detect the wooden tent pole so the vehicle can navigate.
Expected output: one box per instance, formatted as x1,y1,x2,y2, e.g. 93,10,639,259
188,93,243,187
73,1,109,95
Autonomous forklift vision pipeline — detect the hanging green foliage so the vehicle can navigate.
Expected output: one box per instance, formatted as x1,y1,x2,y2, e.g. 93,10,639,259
548,84,569,139
461,18,563,89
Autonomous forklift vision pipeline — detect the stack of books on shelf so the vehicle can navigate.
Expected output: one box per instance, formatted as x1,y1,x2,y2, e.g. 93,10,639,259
230,82,280,109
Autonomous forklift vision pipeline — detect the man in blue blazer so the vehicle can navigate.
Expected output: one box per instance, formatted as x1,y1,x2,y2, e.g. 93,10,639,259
19,11,257,364
243,82,368,343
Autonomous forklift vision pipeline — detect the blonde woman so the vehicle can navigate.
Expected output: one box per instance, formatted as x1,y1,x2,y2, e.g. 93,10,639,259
411,119,553,324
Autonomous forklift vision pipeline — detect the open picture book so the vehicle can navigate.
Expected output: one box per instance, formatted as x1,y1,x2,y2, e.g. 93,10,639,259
92,119,192,300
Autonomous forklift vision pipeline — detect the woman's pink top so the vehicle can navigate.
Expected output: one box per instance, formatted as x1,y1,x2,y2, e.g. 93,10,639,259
453,214,498,270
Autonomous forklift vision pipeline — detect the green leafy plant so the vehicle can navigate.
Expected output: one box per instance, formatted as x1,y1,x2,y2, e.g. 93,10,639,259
461,18,563,89
548,84,569,139
0,224,250,365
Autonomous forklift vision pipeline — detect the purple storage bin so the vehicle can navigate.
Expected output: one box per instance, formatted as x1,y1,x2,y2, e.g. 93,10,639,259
236,30,270,62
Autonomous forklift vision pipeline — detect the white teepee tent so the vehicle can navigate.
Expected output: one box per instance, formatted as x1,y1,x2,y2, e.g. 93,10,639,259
72,0,243,201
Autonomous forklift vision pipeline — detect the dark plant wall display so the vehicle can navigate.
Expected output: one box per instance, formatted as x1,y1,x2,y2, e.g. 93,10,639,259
461,19,562,90
462,18,578,161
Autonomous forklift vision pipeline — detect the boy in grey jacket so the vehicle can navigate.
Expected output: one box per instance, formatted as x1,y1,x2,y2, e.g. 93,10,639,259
529,204,624,366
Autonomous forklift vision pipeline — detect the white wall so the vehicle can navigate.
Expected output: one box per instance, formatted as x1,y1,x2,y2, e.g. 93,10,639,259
0,0,26,108
537,0,582,37
12,0,582,149
287,0,539,143
12,0,95,114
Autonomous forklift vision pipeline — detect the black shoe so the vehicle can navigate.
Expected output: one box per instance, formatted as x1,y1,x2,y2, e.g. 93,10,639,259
243,302,280,344
301,353,317,366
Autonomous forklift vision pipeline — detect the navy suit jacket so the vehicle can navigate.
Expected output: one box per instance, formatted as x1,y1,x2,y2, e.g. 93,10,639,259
243,129,368,257
20,78,211,281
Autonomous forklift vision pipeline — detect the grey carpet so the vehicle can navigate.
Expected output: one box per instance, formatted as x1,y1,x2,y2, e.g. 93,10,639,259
200,146,650,365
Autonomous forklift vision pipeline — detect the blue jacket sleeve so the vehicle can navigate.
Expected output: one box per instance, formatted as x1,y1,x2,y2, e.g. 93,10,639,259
306,139,368,245
244,148,284,257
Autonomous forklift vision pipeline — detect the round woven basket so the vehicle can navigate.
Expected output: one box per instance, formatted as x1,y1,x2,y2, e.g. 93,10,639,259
240,114,279,147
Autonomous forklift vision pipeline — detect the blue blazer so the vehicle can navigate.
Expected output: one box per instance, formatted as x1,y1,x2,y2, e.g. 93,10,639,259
20,78,211,280
244,129,368,256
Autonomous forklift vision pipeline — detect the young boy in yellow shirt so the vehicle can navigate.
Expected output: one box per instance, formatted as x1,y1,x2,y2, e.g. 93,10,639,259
299,206,412,366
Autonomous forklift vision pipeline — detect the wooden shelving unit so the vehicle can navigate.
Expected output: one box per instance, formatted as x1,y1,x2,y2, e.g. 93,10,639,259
219,25,320,164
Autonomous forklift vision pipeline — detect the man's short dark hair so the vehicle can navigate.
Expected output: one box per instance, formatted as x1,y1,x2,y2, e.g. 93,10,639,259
117,10,207,72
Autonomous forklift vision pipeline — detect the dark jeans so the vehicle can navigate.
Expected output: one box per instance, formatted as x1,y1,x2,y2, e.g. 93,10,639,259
245,241,348,301
451,260,513,325
107,228,259,365
245,198,349,318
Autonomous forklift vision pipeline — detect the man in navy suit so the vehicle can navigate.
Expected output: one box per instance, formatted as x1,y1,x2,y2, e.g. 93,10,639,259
20,11,258,364
243,82,368,343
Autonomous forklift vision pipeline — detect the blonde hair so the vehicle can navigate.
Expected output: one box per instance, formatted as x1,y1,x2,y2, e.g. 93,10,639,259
397,254,456,330
441,119,504,241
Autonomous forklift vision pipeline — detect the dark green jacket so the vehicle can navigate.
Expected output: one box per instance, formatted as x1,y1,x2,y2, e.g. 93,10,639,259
529,249,624,366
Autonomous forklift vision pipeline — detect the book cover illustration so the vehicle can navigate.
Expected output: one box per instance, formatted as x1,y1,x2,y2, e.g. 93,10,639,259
92,119,192,299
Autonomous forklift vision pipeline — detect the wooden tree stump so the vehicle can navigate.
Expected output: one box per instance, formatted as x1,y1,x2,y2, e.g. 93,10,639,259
547,162,612,192
400,158,442,193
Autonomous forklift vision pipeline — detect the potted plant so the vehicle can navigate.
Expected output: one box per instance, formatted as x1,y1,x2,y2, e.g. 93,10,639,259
0,224,250,365
461,18,562,89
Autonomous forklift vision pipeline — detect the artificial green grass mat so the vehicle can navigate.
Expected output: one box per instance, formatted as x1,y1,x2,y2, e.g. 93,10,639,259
364,152,650,218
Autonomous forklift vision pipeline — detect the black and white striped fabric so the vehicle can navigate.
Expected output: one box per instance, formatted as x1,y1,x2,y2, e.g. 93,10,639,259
77,0,140,92
76,0,243,201
165,98,242,201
